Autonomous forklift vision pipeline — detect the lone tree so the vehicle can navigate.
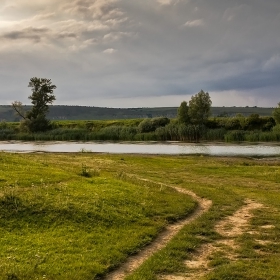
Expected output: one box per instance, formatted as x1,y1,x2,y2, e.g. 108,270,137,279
177,101,190,124
188,90,212,124
12,77,56,132
273,102,280,124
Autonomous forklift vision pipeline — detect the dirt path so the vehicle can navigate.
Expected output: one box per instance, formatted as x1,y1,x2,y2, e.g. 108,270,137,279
160,199,264,280
104,179,212,280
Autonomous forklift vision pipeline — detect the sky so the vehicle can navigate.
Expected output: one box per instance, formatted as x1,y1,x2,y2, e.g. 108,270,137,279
0,0,280,108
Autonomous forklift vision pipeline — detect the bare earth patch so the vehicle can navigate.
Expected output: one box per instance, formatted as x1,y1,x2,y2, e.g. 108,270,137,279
104,179,212,280
160,199,264,280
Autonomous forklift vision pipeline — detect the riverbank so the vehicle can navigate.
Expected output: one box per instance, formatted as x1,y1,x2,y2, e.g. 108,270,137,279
1,116,280,142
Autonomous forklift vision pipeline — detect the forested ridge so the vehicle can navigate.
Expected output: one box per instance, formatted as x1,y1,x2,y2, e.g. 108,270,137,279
0,105,274,121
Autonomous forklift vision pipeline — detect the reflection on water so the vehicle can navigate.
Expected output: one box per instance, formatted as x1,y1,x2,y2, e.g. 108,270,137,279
0,141,280,156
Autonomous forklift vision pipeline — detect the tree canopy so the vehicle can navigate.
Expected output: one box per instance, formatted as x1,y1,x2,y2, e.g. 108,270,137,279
188,90,212,124
12,77,56,132
177,101,190,124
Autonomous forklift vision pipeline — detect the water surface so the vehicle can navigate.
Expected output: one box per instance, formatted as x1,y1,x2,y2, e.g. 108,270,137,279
1,141,280,157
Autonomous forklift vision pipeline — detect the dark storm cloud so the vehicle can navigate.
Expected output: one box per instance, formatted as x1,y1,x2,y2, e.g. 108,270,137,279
2,27,49,42
56,32,78,39
0,0,280,107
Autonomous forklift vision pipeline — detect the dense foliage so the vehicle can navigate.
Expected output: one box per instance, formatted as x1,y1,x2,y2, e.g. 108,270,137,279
188,90,212,124
0,112,279,142
138,117,170,133
177,101,190,124
12,77,56,132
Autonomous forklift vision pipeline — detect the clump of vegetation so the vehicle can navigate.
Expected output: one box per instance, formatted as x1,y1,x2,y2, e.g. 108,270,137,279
177,90,212,126
138,117,170,133
12,77,56,132
81,163,92,177
188,90,212,125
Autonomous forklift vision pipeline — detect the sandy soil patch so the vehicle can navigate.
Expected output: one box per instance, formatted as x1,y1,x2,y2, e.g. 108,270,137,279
160,199,264,280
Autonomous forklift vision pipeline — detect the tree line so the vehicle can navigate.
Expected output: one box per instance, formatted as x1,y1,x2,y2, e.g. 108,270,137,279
3,77,280,142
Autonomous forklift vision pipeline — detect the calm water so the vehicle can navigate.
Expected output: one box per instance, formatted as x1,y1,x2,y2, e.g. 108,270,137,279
1,141,280,156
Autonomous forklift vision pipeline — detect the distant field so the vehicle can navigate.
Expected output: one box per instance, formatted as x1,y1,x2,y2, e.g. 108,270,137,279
0,153,279,279
0,105,274,121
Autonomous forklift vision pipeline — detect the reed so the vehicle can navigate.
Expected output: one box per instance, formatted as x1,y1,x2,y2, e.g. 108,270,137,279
1,118,279,142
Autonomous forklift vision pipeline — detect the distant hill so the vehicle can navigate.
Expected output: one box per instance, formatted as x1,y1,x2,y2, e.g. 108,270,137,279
0,105,274,122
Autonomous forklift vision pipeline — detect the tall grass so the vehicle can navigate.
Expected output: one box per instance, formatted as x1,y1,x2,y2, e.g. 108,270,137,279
1,118,279,142
224,130,280,142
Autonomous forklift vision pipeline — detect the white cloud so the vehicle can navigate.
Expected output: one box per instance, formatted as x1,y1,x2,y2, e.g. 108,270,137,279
183,19,204,27
157,0,172,5
103,31,132,42
103,48,117,54
156,0,183,6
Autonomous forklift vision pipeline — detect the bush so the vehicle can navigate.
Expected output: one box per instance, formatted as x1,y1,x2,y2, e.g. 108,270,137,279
138,117,170,133
205,118,220,129
261,117,276,131
224,118,242,130
273,124,280,132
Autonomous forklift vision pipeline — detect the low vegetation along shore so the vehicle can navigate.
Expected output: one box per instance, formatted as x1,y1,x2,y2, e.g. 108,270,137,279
1,114,280,142
0,153,279,279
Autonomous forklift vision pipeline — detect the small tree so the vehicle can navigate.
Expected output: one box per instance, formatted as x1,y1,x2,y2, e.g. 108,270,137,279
273,102,280,124
188,90,212,124
177,101,190,124
12,77,56,132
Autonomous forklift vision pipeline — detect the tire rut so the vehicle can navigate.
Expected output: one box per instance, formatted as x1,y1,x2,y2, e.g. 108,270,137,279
104,178,212,280
160,199,264,280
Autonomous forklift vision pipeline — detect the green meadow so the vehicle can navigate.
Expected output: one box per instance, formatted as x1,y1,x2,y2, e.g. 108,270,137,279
0,152,279,279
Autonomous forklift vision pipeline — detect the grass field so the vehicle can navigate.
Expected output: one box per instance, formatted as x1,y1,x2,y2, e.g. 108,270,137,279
0,153,279,279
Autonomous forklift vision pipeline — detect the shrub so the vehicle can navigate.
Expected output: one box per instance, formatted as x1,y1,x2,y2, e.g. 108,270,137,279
205,118,220,129
224,118,242,130
261,117,276,131
138,117,170,133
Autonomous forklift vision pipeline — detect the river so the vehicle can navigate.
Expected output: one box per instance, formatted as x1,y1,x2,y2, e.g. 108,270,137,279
1,141,280,156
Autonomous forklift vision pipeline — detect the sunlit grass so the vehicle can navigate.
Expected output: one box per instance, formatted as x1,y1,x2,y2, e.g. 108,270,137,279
0,153,195,280
0,153,279,279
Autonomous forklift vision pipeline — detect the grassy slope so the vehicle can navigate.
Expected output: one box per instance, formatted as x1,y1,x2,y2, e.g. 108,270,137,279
119,156,280,280
0,153,279,280
0,153,195,280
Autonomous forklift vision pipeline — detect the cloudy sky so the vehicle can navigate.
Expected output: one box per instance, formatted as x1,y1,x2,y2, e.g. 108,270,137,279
0,0,280,108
